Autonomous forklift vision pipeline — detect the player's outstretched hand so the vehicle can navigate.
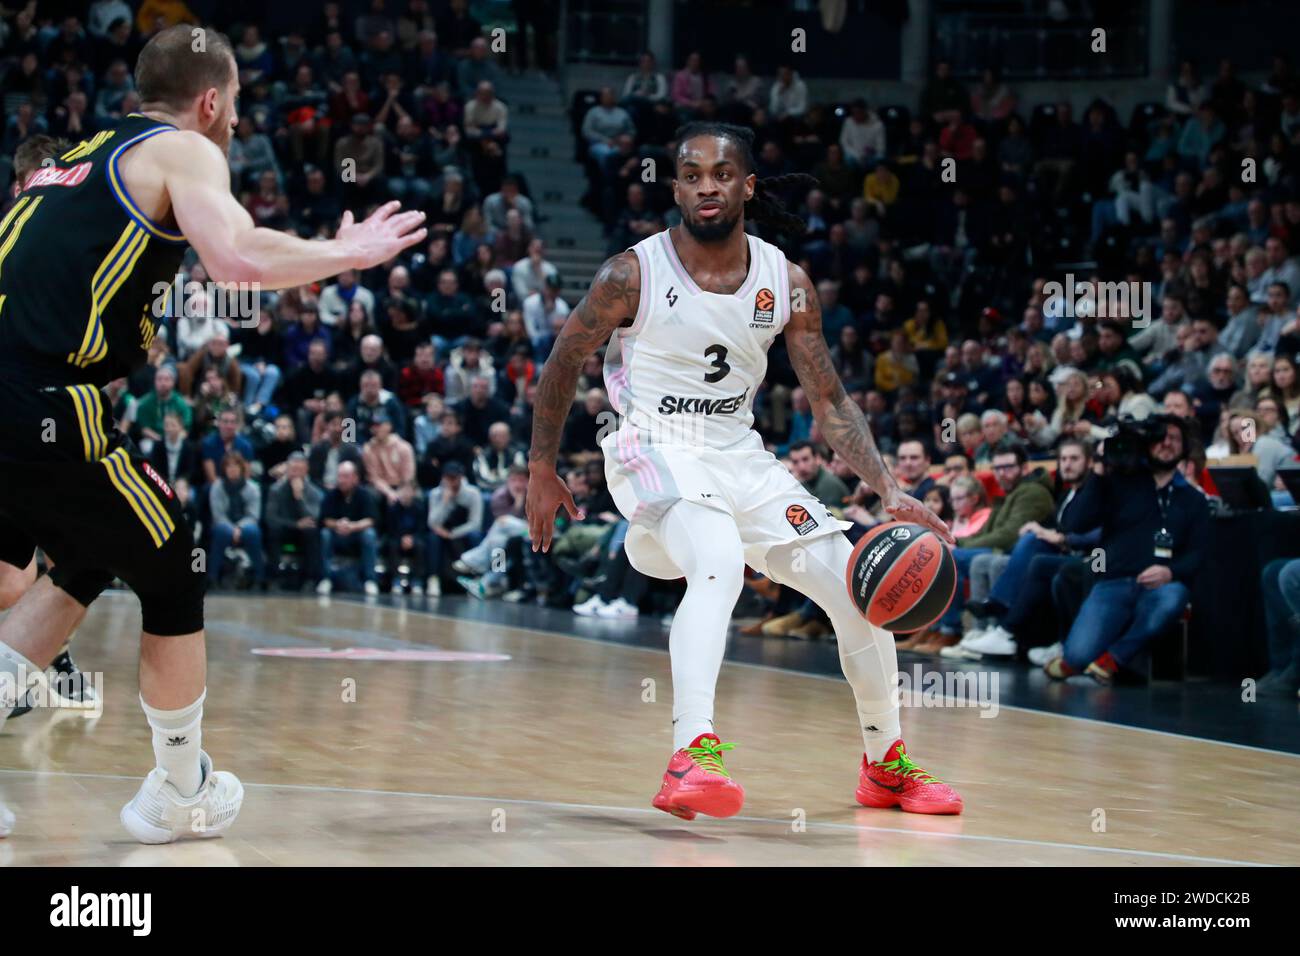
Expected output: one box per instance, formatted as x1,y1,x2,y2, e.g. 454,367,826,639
337,201,427,271
526,466,584,553
882,486,957,546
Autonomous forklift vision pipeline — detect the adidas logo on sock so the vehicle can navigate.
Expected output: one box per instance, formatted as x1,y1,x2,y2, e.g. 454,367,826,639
166,735,188,747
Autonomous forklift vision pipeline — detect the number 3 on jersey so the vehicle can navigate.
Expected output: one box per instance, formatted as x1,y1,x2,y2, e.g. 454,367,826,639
703,344,730,383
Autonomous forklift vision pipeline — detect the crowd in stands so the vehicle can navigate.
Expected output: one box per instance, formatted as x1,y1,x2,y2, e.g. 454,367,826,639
4,4,1300,695
568,50,1300,694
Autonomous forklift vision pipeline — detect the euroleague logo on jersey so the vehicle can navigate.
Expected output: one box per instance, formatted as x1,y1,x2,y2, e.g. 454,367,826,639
750,287,776,327
785,503,819,536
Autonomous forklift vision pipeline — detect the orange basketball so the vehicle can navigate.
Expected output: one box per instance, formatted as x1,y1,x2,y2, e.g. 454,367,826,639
844,522,957,632
755,288,775,311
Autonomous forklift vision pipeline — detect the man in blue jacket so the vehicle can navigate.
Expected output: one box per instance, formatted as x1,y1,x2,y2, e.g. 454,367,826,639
1048,415,1209,684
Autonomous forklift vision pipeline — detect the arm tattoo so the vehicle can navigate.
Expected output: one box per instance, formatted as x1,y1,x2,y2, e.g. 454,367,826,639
785,263,896,495
529,251,639,466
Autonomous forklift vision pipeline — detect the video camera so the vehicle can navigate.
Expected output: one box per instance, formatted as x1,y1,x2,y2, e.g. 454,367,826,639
1097,414,1183,476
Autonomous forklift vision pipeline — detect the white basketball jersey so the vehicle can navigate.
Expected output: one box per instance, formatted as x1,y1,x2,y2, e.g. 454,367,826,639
603,229,791,452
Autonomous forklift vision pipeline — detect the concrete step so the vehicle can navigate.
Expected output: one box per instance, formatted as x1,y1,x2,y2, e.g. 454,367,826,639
497,70,607,296
506,115,572,134
539,204,602,222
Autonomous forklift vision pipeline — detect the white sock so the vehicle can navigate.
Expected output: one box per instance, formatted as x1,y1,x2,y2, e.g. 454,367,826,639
0,641,41,729
141,690,206,797
659,503,746,752
767,534,903,763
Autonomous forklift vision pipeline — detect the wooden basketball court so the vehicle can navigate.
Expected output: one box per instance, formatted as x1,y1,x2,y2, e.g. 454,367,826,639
1,592,1296,866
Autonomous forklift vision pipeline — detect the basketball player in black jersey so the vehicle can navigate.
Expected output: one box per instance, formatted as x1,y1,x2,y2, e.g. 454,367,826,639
0,134,96,722
0,25,426,842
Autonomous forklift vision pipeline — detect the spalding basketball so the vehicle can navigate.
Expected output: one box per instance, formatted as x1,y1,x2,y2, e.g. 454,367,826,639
844,522,957,632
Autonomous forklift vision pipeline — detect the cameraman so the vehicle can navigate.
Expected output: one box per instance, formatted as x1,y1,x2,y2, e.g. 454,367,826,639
1046,415,1209,683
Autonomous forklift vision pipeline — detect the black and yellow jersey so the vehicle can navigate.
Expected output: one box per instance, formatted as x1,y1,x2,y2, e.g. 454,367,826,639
0,113,187,388
0,114,189,464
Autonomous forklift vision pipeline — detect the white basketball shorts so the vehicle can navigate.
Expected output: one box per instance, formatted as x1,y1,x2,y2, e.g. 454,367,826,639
603,431,852,580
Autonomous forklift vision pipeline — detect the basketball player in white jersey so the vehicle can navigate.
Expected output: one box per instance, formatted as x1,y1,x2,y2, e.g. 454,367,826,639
528,124,964,818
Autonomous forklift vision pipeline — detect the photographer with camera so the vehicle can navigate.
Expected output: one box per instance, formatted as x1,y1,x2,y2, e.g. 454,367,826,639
1045,415,1210,684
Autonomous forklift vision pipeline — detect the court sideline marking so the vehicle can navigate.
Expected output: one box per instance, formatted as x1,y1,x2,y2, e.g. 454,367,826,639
0,765,1271,867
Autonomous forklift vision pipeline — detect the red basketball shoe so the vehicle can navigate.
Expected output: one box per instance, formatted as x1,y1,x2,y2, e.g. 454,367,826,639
856,740,963,814
651,733,745,820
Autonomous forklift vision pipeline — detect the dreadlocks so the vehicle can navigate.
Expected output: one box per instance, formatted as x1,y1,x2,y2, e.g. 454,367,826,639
747,172,820,236
674,121,819,237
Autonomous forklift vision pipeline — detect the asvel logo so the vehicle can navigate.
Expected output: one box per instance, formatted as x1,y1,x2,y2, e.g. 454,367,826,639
50,886,151,936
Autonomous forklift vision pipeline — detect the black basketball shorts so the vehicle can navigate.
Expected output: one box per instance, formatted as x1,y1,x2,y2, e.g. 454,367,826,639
0,438,205,636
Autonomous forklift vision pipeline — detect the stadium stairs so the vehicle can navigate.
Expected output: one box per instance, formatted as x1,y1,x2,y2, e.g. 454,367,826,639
496,72,605,303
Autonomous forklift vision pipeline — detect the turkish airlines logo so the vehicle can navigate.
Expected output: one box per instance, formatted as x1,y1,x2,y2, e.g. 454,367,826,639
24,161,91,190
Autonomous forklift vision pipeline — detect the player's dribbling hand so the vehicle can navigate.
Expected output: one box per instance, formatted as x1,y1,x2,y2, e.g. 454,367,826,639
337,200,428,270
881,486,957,546
526,466,583,553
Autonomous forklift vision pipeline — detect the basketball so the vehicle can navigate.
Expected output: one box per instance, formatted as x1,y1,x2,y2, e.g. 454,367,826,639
844,523,957,632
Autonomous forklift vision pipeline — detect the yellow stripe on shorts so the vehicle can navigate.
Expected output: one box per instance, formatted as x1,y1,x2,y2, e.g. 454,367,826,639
101,448,174,548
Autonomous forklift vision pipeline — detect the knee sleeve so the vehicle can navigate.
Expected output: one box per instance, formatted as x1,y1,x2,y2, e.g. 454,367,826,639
136,553,207,636
138,578,206,637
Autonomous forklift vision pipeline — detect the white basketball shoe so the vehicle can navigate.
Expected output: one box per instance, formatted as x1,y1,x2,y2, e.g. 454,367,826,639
1027,641,1064,667
120,750,244,845
597,597,639,619
572,595,607,617
0,799,14,838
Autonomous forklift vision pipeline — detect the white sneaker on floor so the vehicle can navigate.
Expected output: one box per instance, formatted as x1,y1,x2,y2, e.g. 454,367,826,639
315,579,332,596
411,582,424,596
597,597,639,619
390,582,404,595
964,625,1017,657
939,626,986,659
1028,641,1063,666
0,800,13,838
363,581,379,597
573,595,606,617
120,751,243,845
426,576,441,597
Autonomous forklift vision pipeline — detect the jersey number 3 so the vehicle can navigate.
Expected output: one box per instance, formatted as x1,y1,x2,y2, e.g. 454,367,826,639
703,344,730,383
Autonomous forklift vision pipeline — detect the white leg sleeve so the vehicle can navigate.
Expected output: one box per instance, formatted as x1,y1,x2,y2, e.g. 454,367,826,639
766,533,902,761
657,501,747,751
